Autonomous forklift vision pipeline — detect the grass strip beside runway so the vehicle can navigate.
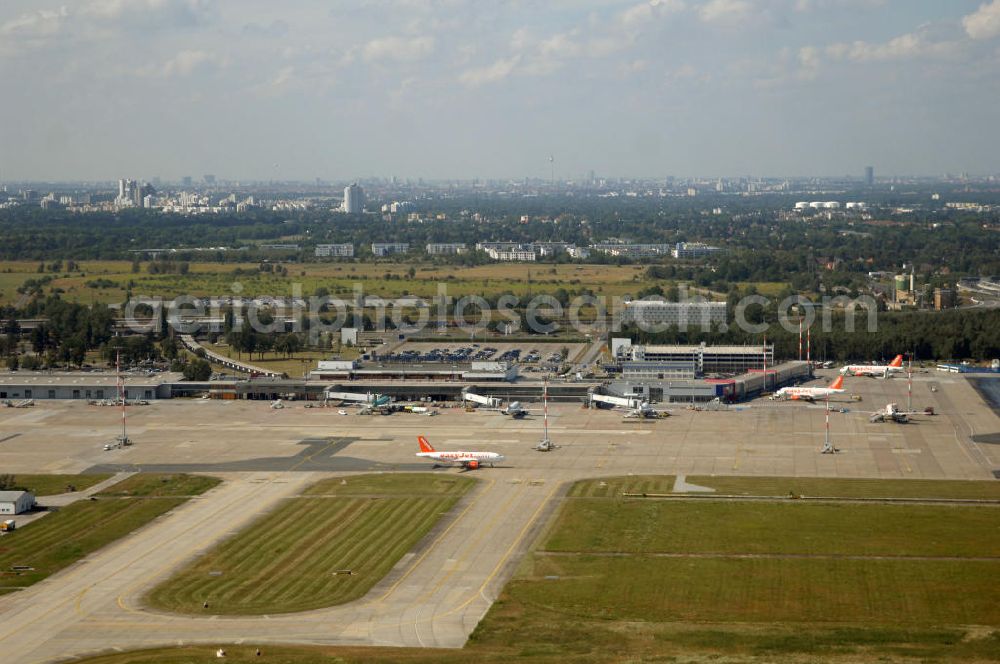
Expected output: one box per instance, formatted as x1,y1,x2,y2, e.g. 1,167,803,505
0,473,112,496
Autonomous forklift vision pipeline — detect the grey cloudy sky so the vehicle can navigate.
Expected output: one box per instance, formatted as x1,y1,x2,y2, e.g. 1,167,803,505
2,0,999,181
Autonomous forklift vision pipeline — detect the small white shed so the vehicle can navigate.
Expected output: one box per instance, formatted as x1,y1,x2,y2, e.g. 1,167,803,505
0,491,36,515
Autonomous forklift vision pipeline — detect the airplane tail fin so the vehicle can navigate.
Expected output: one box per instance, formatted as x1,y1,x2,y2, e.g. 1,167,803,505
830,375,844,390
418,436,435,453
890,354,904,367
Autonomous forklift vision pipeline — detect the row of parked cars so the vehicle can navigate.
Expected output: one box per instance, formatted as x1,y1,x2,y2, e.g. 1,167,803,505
374,345,561,365
378,345,497,363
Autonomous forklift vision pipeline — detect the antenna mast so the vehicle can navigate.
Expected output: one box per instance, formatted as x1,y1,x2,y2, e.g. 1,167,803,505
534,375,557,452
543,376,549,442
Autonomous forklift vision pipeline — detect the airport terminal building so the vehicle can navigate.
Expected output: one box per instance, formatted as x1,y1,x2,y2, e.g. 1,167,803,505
612,340,774,376
0,373,177,402
605,339,805,403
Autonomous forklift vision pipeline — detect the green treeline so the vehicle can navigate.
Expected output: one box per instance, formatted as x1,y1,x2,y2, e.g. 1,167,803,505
624,308,1000,362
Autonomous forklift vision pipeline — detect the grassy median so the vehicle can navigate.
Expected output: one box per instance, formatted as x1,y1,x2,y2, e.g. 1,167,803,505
145,473,475,615
0,473,112,496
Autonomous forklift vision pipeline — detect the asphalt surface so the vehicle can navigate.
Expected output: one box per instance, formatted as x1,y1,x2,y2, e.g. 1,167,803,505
84,437,430,473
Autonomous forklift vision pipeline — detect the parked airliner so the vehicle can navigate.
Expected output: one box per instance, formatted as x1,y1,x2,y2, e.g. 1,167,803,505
840,354,905,378
771,375,845,402
416,436,504,470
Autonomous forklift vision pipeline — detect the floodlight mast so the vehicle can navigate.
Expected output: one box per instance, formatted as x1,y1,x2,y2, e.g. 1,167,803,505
117,350,129,445
535,375,557,452
820,392,837,454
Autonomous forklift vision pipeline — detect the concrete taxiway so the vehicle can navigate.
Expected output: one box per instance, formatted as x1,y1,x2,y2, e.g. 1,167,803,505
0,370,997,663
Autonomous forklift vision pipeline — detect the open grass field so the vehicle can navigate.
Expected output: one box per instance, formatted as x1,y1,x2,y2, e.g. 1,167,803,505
2,473,112,496
0,259,747,306
514,555,1000,624
0,474,218,594
543,500,1000,556
499,474,1000,654
144,473,475,615
209,344,336,378
96,473,221,497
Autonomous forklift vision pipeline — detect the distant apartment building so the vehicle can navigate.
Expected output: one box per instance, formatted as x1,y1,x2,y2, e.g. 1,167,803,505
492,249,537,262
476,242,521,253
671,242,721,259
372,242,409,257
315,243,354,258
343,183,365,214
618,300,728,329
533,242,572,257
476,243,535,262
426,243,467,255
591,243,673,258
474,241,580,262
568,246,591,260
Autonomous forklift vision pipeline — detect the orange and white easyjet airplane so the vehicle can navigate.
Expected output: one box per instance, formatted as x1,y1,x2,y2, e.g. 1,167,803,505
771,376,845,402
840,354,905,378
416,436,505,470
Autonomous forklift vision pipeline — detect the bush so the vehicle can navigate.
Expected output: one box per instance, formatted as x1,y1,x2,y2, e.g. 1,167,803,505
182,358,212,381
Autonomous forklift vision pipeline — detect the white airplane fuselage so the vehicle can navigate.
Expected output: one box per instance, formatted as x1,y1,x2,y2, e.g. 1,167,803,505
772,376,845,401
841,355,906,377
416,450,505,467
416,436,504,469
773,387,844,401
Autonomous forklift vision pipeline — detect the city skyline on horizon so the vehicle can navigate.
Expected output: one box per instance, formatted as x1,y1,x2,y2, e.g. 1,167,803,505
2,1,1000,181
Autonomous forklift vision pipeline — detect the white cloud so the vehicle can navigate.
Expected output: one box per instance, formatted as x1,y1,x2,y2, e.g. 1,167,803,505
794,0,887,11
271,66,295,87
458,56,520,87
826,31,958,62
83,0,210,29
538,32,582,59
0,7,69,38
963,0,1000,40
510,27,533,52
699,0,752,25
362,36,436,62
161,49,217,76
797,45,821,79
0,0,209,53
619,0,686,28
